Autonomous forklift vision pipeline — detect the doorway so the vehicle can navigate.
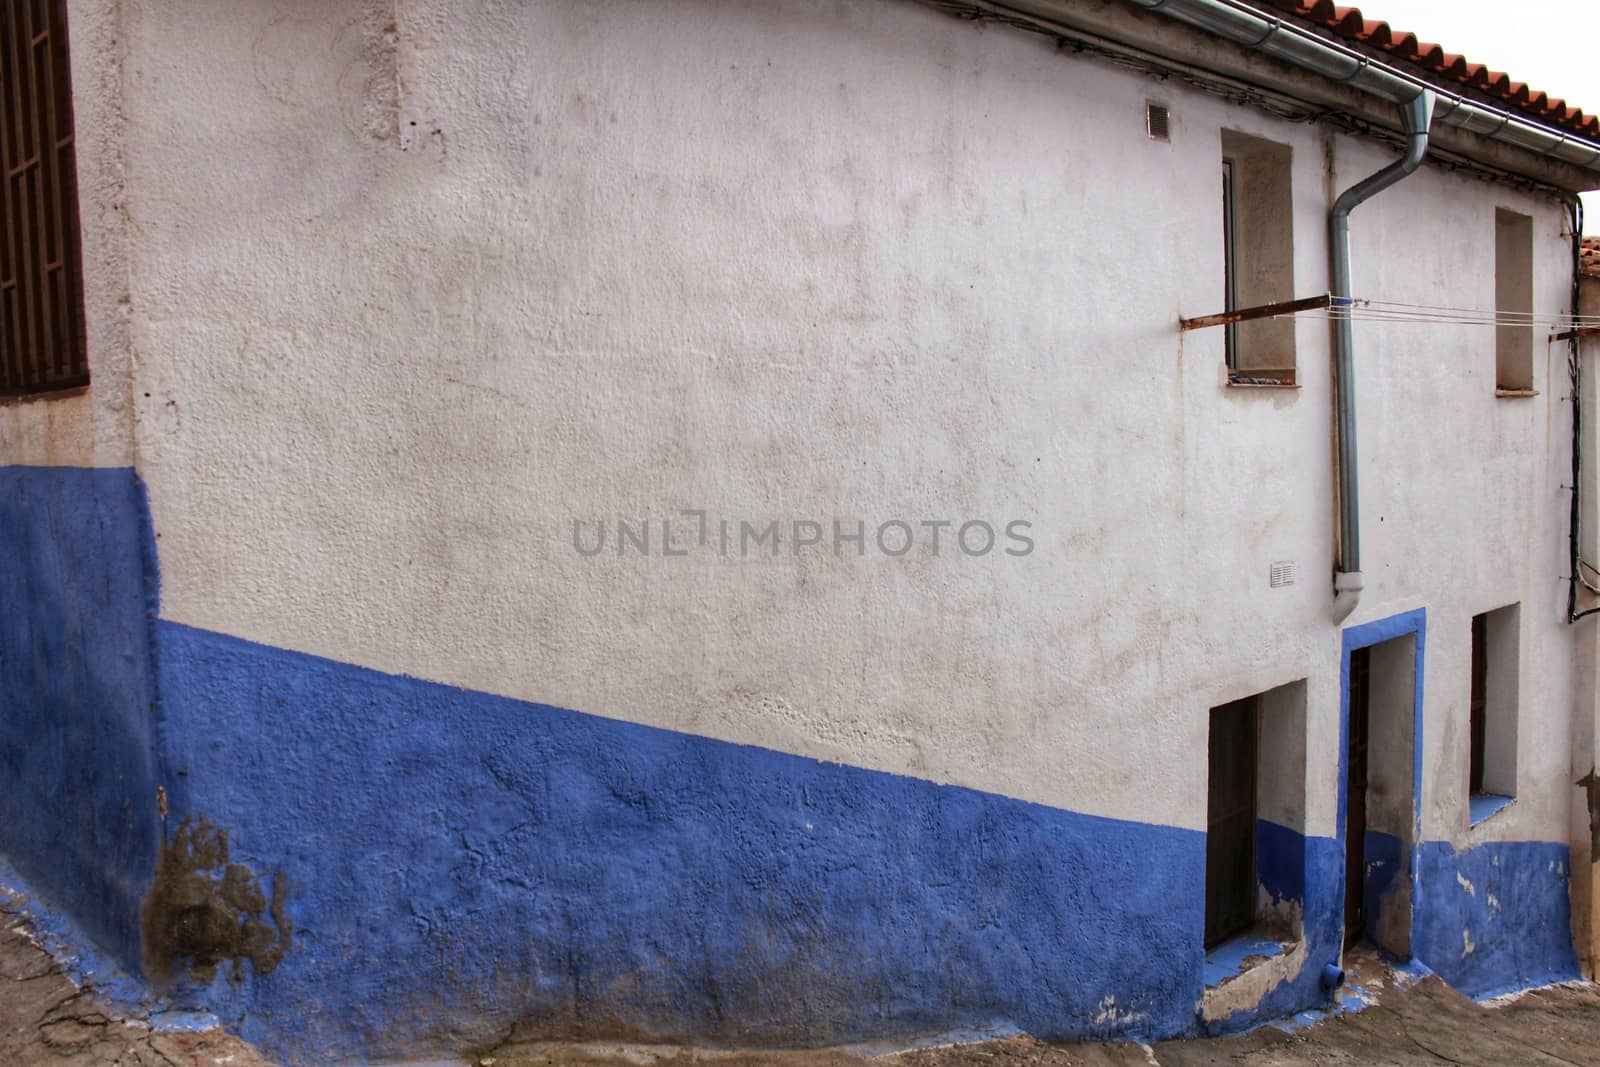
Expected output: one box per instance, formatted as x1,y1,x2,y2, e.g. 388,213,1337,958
1341,618,1422,959
1344,647,1370,947
1206,697,1258,948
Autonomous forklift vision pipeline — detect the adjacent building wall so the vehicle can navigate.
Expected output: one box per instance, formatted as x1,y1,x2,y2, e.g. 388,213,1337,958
0,0,159,975
1570,264,1600,977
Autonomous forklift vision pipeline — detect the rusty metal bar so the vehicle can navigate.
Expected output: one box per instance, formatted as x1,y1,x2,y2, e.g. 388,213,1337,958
1553,327,1600,343
1180,293,1335,331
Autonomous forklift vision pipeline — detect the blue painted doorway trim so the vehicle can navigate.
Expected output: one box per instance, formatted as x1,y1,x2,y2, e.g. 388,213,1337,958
1337,608,1426,955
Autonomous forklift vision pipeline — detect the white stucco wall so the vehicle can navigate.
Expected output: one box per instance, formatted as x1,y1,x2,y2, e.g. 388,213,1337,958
35,0,1594,845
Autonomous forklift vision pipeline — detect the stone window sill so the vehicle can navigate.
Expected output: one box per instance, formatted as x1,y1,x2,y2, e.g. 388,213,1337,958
1200,925,1309,1025
1469,793,1514,828
1203,928,1299,990
1495,388,1539,399
1227,381,1300,390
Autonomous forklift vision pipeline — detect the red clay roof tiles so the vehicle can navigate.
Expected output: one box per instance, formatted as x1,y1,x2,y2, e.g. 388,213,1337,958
1234,1,1598,141
1582,237,1600,280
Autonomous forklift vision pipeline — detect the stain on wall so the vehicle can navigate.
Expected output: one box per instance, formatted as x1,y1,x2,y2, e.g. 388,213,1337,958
1578,768,1600,857
141,816,291,984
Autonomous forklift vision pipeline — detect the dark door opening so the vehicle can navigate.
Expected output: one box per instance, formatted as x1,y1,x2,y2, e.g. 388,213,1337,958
1206,697,1258,948
1345,646,1371,947
1470,612,1487,796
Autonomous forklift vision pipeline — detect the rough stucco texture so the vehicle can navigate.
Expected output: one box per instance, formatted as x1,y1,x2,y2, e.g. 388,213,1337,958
0,465,161,974
2,0,1591,1057
153,620,1205,1064
112,0,1582,870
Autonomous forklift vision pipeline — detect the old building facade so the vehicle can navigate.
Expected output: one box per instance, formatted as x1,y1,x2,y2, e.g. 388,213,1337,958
3,1,1600,1063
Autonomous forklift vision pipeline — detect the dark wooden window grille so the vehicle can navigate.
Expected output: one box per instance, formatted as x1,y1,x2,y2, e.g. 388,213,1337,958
0,0,86,396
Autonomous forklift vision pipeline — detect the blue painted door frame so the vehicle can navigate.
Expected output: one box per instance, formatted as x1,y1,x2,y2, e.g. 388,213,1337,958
1337,609,1426,956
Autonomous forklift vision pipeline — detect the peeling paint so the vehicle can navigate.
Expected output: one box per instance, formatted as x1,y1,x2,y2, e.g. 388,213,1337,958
1200,936,1313,1025
1578,769,1600,857
1093,996,1144,1027
1414,841,1578,996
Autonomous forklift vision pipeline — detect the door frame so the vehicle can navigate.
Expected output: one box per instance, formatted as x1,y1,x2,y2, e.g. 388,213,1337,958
1338,609,1426,954
1205,696,1261,948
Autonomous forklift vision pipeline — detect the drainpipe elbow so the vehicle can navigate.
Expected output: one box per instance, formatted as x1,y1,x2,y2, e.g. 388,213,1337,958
1333,570,1364,624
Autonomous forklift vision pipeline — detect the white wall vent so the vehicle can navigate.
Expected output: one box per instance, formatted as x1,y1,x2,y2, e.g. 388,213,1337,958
1269,561,1296,588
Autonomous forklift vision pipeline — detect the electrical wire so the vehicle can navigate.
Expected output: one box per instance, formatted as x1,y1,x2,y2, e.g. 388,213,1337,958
1230,297,1600,332
1357,299,1598,321
1577,557,1600,597
1557,198,1600,622
1339,302,1600,328
1355,309,1598,326
1314,313,1591,329
1313,314,1598,331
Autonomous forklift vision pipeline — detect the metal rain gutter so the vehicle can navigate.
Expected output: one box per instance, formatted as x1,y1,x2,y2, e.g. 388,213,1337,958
1328,90,1436,623
1122,0,1600,166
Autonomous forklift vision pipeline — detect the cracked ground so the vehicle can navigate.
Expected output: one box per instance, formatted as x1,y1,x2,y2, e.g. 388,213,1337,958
7,904,1600,1067
0,900,270,1067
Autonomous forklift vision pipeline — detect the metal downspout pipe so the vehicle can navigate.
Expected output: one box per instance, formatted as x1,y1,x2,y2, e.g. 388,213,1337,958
1329,90,1436,623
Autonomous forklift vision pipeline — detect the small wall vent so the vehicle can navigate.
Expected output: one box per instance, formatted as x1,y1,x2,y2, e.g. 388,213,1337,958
1146,102,1170,142
1269,561,1296,589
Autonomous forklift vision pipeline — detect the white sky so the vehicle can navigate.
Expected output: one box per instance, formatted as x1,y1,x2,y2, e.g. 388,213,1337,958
1360,0,1600,230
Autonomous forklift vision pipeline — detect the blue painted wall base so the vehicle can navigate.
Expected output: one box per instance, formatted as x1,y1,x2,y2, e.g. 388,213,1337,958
155,622,1206,1063
0,466,162,974
1414,840,1580,998
0,465,1586,1064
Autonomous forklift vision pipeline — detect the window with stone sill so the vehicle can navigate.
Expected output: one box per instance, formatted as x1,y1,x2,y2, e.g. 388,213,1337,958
1221,129,1296,387
0,0,88,398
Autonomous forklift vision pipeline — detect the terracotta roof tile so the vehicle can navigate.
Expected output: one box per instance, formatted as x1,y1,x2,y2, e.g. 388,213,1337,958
1226,2,1599,141
1583,237,1600,280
